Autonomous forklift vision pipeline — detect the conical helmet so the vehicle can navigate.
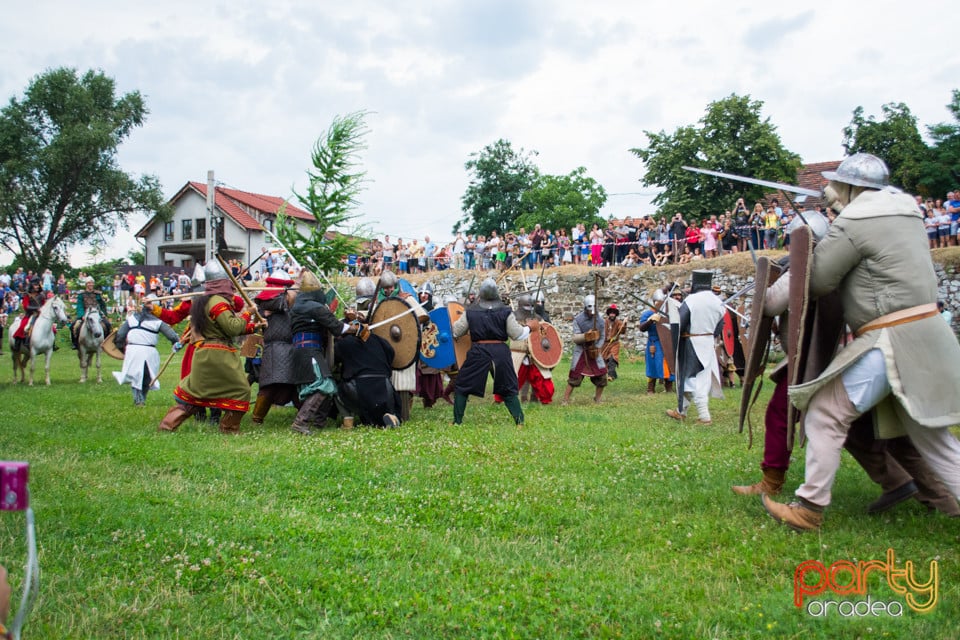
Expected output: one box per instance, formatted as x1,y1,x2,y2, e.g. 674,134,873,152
191,263,205,287
203,259,229,282
299,269,323,293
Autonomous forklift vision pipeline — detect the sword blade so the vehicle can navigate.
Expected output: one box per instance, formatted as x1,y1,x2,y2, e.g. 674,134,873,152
682,166,821,197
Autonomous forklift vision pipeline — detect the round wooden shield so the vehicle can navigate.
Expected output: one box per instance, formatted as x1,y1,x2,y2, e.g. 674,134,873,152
722,310,736,357
528,321,563,369
371,297,420,369
102,329,124,361
448,302,471,369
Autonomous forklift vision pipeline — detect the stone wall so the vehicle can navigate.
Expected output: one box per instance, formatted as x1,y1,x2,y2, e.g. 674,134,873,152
345,257,960,352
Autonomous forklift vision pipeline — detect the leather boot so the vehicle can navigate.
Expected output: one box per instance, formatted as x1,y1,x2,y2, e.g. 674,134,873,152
399,391,412,423
158,404,198,432
664,379,674,393
731,467,786,496
762,494,824,532
646,378,656,395
218,410,244,435
250,394,271,424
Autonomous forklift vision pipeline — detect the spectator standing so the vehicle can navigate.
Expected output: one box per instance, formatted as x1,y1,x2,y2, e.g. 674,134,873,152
397,238,409,274
453,232,466,270
558,228,571,264
719,220,739,254
946,191,960,245
602,221,617,266
571,224,582,264
763,206,780,249
589,223,603,265
925,208,939,249
423,236,436,271
669,213,687,263
529,224,545,265
701,219,718,258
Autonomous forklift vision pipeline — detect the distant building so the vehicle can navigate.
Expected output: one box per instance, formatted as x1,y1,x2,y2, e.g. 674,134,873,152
769,160,841,212
136,178,316,269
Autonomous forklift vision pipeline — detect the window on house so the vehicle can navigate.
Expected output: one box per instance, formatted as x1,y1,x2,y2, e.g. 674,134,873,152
182,219,193,240
195,218,206,239
264,218,274,233
164,221,174,241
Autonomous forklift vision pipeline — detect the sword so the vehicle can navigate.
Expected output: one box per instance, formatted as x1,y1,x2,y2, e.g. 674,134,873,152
367,305,420,330
682,166,821,197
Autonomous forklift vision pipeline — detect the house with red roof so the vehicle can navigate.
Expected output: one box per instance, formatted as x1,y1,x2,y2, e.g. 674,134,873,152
136,176,316,270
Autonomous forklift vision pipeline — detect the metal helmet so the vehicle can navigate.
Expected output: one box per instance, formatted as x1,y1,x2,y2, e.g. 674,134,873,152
441,294,459,306
821,153,889,190
418,281,434,297
356,277,376,300
514,293,535,322
299,269,323,293
203,260,229,282
191,263,205,288
477,278,501,309
786,210,830,241
355,277,376,311
583,294,595,314
379,270,398,290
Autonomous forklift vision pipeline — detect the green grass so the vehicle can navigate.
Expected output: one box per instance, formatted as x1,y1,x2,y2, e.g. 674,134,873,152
1,338,958,639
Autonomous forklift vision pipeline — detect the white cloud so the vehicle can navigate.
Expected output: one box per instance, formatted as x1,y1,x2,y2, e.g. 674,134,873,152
0,0,956,267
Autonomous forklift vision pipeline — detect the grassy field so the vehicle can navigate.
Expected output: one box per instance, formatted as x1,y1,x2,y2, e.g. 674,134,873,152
0,338,957,639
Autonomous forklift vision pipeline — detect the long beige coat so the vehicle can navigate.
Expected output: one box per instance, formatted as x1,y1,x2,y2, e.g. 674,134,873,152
789,189,960,434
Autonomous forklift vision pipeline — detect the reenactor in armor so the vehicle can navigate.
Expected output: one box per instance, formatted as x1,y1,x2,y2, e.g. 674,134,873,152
334,278,400,427
415,281,445,408
451,278,529,426
377,270,429,421
250,269,299,424
71,277,111,350
601,304,626,382
763,153,960,530
158,261,259,435
507,293,556,404
288,270,364,435
561,295,607,404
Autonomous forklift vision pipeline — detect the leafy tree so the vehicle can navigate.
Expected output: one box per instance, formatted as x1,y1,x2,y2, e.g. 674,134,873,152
456,139,539,235
515,167,607,232
275,111,368,275
842,102,929,195
630,94,801,219
126,247,146,266
0,67,167,272
923,90,960,197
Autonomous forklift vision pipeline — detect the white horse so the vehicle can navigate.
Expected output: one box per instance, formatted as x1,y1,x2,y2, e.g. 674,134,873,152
9,296,70,385
78,307,106,383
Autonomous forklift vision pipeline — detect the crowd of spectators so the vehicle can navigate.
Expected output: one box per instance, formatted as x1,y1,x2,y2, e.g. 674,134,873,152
345,190,960,276
342,198,852,276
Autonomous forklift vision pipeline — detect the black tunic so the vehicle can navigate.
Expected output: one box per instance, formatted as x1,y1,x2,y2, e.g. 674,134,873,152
335,333,398,425
289,291,344,384
454,306,518,397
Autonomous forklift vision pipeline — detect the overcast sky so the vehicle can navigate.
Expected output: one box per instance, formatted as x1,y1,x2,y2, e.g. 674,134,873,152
1,0,957,266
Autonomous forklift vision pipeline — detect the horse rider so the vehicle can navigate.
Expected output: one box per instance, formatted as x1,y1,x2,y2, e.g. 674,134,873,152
11,280,47,351
72,277,111,350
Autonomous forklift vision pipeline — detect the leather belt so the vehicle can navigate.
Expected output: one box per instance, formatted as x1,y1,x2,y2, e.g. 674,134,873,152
681,332,712,337
476,339,504,344
854,303,939,338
